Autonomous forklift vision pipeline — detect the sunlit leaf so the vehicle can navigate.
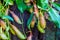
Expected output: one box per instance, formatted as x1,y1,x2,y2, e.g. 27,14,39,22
10,23,26,39
2,15,14,21
37,20,45,33
52,2,60,11
0,31,8,39
10,27,16,35
48,7,60,28
39,11,46,29
4,0,13,5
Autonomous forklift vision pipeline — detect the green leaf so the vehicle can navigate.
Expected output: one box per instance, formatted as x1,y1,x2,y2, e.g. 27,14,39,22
2,15,14,21
27,13,34,29
48,7,60,28
52,2,60,11
0,12,2,18
16,0,27,13
4,0,13,5
26,5,33,12
37,0,49,10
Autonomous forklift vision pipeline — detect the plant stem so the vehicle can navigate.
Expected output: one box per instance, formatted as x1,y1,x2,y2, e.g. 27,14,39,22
20,13,27,37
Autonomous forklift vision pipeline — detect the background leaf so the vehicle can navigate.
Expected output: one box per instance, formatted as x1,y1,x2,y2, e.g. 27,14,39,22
16,0,27,13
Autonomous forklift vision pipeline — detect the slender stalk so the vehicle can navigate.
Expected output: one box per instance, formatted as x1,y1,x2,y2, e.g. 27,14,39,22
20,13,27,37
